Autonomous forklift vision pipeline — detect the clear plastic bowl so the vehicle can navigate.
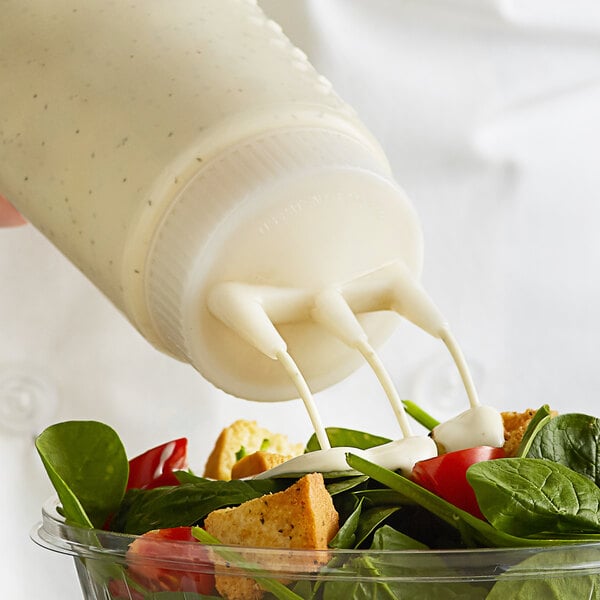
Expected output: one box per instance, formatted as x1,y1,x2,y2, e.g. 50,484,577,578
32,497,600,599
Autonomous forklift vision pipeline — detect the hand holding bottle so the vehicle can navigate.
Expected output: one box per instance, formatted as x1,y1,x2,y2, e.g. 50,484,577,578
0,196,25,227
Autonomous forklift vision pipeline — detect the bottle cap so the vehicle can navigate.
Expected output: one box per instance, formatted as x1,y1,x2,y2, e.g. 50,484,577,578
145,127,423,400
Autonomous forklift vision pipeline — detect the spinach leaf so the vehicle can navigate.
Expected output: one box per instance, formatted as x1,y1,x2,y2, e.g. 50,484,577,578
325,475,369,496
113,479,285,535
526,413,600,485
321,551,486,599
370,524,428,550
516,405,553,458
488,575,600,600
321,556,398,600
326,522,482,599
330,498,363,549
317,525,488,600
468,458,600,538
354,506,401,548
288,580,316,600
353,488,413,507
35,421,128,528
486,546,600,600
305,427,390,452
346,453,563,548
174,470,209,484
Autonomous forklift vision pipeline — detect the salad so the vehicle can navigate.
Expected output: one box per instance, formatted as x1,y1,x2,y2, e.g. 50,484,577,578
34,404,600,599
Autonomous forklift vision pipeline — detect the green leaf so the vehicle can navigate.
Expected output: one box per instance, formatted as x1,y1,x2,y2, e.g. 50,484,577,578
354,506,401,548
488,576,600,600
353,488,413,507
325,475,369,497
468,458,600,538
369,524,428,550
112,479,286,534
346,453,563,548
35,421,128,528
174,470,209,484
526,413,600,485
321,556,398,600
515,405,553,458
486,547,600,600
305,427,390,453
321,552,486,599
289,580,316,600
335,526,483,598
329,498,363,549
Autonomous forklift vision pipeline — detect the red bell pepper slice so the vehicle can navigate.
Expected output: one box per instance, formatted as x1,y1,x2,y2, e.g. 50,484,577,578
127,438,188,490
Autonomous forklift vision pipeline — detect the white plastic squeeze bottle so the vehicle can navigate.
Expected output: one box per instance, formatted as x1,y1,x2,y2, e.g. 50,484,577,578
0,0,455,410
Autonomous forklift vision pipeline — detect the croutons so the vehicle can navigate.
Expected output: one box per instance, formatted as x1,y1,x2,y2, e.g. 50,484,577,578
502,408,556,457
204,472,339,600
230,451,291,479
203,420,304,481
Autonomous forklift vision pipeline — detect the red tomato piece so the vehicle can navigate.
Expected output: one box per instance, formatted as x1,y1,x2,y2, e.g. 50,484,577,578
127,438,188,490
107,579,145,600
411,446,506,519
126,527,215,595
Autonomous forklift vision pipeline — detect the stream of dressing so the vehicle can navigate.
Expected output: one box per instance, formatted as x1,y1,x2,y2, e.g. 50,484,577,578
208,261,503,476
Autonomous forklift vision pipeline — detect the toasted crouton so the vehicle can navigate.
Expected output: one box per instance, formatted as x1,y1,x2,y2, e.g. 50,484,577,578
231,451,291,479
204,472,339,600
203,420,304,481
502,408,556,457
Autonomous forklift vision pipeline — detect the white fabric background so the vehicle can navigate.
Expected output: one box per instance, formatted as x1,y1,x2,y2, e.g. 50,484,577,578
1,1,599,597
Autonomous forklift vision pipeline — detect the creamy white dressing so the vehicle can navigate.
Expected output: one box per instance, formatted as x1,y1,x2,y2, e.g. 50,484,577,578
310,288,414,438
254,437,438,479
275,349,331,451
254,447,366,478
440,327,479,409
431,405,505,452
208,260,503,476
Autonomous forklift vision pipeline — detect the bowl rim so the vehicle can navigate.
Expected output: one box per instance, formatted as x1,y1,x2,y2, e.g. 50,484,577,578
31,496,600,583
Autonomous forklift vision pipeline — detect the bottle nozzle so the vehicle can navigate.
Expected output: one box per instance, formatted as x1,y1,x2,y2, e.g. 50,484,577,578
207,282,288,359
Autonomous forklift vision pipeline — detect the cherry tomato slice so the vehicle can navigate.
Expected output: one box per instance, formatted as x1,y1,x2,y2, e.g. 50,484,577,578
126,527,215,595
411,446,506,519
127,438,188,490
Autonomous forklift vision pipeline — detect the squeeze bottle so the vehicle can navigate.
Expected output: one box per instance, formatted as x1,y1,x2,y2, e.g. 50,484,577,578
0,0,427,401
